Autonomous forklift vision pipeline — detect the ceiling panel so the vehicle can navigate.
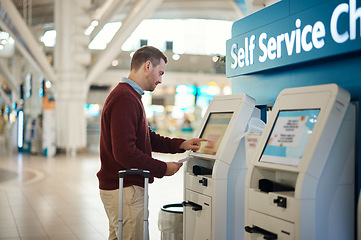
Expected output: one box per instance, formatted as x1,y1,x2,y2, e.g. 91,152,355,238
11,0,242,28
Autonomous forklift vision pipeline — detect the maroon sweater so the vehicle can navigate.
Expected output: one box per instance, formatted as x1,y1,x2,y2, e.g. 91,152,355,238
97,83,185,190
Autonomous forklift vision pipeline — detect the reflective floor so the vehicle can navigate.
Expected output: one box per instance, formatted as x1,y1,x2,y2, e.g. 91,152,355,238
0,143,185,240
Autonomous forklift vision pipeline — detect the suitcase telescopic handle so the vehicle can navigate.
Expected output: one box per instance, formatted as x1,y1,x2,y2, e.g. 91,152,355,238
119,169,150,178
118,169,150,240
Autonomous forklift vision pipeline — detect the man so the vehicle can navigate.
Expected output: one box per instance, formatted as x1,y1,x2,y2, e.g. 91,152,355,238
97,46,205,240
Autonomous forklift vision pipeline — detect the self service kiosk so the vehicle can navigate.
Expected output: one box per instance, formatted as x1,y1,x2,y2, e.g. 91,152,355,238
244,84,355,240
183,94,259,240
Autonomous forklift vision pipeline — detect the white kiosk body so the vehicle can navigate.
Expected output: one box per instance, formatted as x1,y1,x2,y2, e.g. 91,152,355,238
244,84,355,240
183,94,259,240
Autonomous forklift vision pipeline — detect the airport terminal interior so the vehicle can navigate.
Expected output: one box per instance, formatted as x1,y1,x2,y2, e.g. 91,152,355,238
0,0,268,239
0,0,360,240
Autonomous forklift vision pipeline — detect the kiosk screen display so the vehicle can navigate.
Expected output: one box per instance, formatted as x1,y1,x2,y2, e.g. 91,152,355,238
198,112,233,155
260,109,320,166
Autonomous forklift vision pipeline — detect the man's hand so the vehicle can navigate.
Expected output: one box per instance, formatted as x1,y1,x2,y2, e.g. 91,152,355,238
180,138,208,152
165,162,183,176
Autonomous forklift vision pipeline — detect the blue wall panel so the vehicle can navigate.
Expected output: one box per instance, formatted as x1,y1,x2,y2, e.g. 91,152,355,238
232,51,361,105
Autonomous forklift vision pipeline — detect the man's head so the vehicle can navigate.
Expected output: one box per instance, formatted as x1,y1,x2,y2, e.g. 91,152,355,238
131,46,167,71
129,46,168,92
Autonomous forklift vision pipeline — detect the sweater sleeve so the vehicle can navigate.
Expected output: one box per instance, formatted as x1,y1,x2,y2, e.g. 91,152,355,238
109,94,167,179
149,127,186,154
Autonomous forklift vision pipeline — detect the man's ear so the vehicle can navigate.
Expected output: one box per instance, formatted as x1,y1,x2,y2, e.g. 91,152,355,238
145,60,152,72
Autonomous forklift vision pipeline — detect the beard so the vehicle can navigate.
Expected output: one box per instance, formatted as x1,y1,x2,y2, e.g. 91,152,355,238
145,75,157,92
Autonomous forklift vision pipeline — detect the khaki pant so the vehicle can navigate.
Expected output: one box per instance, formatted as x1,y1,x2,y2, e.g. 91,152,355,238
100,186,146,240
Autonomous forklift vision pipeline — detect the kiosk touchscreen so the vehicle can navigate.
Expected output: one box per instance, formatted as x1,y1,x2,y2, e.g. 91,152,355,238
244,84,355,240
197,112,233,155
183,94,259,240
260,109,320,167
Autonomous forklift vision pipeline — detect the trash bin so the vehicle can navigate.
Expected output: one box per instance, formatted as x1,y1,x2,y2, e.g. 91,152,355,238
158,203,183,240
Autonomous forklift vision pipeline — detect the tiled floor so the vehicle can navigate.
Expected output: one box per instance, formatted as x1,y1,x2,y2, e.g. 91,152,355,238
0,146,186,240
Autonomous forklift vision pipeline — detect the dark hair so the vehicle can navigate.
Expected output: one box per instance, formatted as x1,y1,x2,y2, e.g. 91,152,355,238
130,46,168,71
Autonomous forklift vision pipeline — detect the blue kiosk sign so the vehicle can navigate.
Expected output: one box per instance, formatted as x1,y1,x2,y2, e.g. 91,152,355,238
226,0,361,77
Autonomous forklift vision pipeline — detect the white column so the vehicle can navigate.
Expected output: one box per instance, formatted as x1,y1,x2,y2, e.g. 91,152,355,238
54,0,91,154
29,70,42,117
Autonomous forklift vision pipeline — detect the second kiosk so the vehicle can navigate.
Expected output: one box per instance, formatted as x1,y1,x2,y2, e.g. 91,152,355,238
244,84,355,240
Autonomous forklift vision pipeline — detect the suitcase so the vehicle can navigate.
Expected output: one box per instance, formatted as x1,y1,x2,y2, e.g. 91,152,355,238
118,169,150,240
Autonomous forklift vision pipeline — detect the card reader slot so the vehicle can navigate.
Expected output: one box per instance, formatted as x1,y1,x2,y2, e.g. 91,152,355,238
259,179,294,193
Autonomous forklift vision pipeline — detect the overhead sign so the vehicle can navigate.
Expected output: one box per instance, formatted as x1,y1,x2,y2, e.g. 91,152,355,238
226,0,361,77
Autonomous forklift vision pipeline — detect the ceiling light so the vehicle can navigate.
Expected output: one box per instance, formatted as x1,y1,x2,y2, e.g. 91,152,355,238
212,56,219,62
112,60,118,66
172,54,180,61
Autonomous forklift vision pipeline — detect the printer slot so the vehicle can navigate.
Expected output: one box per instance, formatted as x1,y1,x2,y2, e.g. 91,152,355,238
245,225,278,240
186,157,214,177
259,179,295,193
193,165,212,176
182,200,203,211
250,167,298,192
246,210,294,239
